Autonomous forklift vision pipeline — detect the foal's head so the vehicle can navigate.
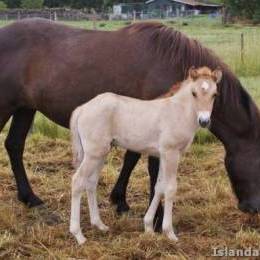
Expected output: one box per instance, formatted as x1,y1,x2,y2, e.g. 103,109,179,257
188,67,222,128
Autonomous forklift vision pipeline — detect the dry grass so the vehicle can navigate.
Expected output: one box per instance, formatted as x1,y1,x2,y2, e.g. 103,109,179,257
0,133,260,259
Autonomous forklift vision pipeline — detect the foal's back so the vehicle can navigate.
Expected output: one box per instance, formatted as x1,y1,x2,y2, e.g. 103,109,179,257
76,93,167,154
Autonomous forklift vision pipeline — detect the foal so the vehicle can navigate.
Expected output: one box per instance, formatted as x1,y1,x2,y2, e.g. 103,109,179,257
69,67,222,244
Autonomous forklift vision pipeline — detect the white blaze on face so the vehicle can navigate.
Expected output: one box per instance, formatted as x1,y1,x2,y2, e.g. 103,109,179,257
201,81,209,91
197,111,210,124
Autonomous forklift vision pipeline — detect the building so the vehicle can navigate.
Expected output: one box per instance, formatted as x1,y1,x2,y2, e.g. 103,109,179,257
112,0,222,19
113,3,146,19
145,0,222,17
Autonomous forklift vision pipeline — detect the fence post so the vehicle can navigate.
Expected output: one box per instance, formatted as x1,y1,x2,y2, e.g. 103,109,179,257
133,10,136,22
91,8,97,30
93,17,97,29
241,33,244,65
54,11,57,21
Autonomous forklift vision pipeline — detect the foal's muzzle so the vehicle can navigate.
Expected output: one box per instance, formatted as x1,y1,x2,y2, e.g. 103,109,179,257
198,111,211,128
198,118,210,128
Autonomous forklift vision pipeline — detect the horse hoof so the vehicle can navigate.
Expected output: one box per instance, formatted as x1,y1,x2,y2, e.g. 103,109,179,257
116,202,130,214
166,231,178,241
18,193,44,208
75,233,87,245
98,223,109,232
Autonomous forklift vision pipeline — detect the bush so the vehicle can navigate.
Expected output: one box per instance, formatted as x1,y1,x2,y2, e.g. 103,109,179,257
0,1,7,10
253,7,260,24
21,0,43,9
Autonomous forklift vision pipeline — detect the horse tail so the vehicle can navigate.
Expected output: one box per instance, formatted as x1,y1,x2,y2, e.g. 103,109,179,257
70,107,84,169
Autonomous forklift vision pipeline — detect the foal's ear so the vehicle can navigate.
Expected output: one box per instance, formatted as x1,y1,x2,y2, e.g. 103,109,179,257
212,68,222,84
188,67,198,80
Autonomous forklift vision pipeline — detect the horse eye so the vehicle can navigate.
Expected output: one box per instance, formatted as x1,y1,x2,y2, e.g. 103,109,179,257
192,91,197,98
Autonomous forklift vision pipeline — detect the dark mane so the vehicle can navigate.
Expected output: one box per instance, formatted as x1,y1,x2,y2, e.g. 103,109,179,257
123,22,258,123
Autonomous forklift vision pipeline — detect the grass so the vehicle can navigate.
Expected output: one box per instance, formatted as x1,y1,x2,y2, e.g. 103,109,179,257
0,135,260,259
0,135,260,258
0,16,260,258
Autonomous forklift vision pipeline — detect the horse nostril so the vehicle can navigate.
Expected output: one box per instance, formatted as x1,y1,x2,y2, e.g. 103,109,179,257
198,118,210,128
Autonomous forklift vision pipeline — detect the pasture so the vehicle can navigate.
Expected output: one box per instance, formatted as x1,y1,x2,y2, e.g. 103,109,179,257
0,16,260,259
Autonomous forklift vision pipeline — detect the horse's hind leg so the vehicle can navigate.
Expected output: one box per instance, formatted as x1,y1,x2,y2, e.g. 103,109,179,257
86,157,108,231
70,157,89,245
4,108,43,207
110,150,141,214
70,154,107,245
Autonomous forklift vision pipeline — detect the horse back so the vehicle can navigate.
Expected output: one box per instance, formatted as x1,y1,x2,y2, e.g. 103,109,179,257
0,19,175,127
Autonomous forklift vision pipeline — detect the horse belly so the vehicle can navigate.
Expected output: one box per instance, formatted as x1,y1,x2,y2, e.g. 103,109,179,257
116,138,159,157
113,124,159,156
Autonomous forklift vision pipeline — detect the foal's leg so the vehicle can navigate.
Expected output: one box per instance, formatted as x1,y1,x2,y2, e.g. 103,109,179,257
70,155,107,244
148,156,163,232
70,157,89,245
110,150,141,213
160,150,179,241
86,158,108,231
144,165,163,233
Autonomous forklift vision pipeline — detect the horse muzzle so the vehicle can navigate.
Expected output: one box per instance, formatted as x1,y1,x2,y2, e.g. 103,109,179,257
198,111,211,128
238,200,260,214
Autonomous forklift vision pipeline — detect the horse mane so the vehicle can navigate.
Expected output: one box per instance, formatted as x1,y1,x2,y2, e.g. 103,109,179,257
122,22,258,127
157,82,181,99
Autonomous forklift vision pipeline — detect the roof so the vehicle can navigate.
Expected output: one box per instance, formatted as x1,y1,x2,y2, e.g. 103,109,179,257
145,0,222,7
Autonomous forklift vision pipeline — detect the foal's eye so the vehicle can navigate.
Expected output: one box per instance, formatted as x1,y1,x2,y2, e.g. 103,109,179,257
192,91,197,98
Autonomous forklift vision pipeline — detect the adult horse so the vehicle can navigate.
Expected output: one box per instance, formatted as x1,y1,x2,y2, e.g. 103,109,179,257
0,19,259,229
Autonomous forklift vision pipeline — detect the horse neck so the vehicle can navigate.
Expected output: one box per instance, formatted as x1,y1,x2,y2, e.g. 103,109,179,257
211,78,260,149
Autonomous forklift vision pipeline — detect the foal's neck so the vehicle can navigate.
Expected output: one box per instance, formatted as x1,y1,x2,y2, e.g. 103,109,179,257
168,82,198,129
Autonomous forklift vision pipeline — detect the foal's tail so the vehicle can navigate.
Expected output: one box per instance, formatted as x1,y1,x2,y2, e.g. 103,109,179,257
70,107,84,169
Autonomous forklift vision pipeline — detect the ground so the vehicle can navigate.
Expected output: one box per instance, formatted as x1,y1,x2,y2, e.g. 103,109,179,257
0,16,260,259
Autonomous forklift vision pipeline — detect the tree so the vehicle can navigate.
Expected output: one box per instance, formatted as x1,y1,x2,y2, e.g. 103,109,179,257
21,0,44,8
0,0,7,9
3,0,21,8
253,1,260,24
225,0,259,19
44,0,71,8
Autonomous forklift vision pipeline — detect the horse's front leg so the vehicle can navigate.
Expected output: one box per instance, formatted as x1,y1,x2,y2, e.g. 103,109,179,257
5,108,43,207
161,150,179,241
144,165,163,233
148,156,163,232
110,150,141,213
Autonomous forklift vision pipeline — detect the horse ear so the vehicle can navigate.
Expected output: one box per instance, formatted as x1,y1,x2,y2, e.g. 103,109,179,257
188,66,198,80
212,68,222,84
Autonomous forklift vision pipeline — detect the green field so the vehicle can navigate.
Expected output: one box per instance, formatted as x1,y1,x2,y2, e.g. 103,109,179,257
0,17,260,259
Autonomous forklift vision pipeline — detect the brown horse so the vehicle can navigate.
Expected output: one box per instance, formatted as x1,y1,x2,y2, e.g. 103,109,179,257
0,19,259,229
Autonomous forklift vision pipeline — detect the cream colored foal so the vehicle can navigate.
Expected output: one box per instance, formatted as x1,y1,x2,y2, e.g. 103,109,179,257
69,67,222,244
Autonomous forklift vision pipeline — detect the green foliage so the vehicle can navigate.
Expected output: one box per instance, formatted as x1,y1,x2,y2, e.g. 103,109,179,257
225,0,260,20
0,1,7,9
21,0,44,8
21,0,44,9
3,0,21,8
253,2,260,24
